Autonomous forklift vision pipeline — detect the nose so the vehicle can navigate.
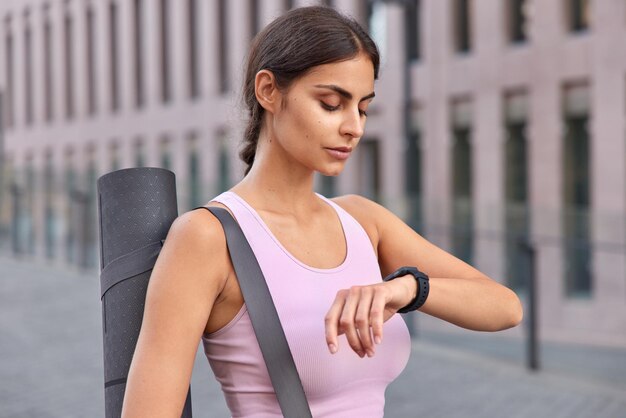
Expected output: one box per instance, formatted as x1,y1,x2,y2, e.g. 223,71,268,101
339,107,365,139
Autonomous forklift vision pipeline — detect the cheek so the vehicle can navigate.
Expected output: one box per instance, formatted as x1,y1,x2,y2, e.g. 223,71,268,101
288,104,328,140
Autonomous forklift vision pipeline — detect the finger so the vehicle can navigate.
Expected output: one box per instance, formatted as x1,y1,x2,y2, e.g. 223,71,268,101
354,287,375,356
324,290,347,354
370,288,387,345
340,287,365,357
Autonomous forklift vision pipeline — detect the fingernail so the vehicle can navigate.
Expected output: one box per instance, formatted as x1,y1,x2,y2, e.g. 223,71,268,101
328,343,337,354
375,336,382,344
366,349,375,357
357,351,365,358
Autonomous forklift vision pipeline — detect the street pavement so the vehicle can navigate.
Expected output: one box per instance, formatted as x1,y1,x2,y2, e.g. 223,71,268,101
1,254,625,418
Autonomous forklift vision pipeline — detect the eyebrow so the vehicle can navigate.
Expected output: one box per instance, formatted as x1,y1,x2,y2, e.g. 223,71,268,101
314,84,375,102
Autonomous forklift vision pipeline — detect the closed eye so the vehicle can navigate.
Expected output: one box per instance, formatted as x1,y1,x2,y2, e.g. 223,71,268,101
320,102,340,112
321,102,368,117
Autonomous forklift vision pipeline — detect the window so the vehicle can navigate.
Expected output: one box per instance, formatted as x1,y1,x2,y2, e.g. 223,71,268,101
567,0,590,32
5,18,14,128
249,0,259,40
64,150,77,263
453,0,472,53
188,0,199,99
0,91,4,136
364,0,375,33
24,154,36,255
406,0,421,61
133,0,144,107
218,130,231,193
159,0,171,102
357,139,380,202
318,174,337,198
218,0,229,94
109,1,120,111
109,142,120,171
43,6,53,122
86,4,97,115
451,98,473,264
508,0,528,44
407,105,423,231
188,134,201,209
84,146,98,268
24,11,34,125
504,90,529,292
562,82,592,298
64,6,74,119
134,139,145,167
44,150,56,259
159,137,171,170
367,2,386,63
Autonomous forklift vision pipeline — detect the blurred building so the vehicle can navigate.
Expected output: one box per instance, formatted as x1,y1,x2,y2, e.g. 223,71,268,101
1,0,625,347
412,0,626,348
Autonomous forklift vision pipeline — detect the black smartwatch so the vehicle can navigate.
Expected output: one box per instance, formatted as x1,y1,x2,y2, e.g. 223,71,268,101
383,266,430,313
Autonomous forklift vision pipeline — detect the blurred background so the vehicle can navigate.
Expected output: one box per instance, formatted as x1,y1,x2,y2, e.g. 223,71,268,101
1,0,626,417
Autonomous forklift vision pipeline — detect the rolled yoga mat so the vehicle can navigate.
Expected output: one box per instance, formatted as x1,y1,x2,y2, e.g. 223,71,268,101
97,167,192,417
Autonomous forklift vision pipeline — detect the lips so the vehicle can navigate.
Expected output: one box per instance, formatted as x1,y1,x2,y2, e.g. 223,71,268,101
325,146,352,160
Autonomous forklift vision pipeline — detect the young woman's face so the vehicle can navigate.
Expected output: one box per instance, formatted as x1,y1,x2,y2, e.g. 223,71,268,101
270,52,375,176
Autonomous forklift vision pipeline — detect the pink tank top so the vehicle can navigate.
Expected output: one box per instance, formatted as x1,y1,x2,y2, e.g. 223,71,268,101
201,191,411,417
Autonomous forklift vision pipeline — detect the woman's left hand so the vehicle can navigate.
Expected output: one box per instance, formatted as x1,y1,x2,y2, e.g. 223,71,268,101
324,275,417,358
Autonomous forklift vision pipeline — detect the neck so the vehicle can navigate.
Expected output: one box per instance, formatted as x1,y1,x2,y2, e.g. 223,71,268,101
232,136,321,216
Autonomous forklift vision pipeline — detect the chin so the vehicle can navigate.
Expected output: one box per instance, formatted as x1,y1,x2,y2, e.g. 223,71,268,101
319,166,343,177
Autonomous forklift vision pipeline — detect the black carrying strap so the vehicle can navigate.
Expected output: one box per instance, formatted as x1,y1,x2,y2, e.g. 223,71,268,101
195,206,312,418
99,240,164,299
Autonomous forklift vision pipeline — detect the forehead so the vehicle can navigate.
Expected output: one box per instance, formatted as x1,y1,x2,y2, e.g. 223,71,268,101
296,53,375,95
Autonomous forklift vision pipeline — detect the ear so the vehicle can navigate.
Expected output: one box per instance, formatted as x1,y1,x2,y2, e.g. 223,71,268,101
255,69,282,114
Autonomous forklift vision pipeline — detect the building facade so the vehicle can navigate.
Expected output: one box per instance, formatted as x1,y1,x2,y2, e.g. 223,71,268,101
1,0,625,347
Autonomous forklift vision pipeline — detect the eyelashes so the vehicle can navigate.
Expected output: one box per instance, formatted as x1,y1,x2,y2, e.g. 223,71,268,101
320,102,368,117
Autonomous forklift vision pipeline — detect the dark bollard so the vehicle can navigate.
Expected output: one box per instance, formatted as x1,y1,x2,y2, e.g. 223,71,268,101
519,239,539,371
10,182,22,255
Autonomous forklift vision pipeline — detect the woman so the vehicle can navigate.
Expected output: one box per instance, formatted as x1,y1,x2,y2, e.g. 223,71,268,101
122,6,523,417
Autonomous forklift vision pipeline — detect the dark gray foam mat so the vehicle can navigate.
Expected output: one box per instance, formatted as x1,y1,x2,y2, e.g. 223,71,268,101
98,167,192,417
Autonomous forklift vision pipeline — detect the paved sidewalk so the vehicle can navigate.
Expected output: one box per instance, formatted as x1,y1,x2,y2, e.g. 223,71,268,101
1,255,625,417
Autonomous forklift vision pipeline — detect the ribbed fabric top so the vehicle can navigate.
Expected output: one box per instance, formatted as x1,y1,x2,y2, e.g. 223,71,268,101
201,191,411,418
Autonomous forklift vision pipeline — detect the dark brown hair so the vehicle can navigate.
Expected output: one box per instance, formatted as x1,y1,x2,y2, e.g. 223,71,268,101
239,6,380,176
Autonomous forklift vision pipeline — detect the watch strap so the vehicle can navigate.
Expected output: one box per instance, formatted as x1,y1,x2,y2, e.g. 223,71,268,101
383,266,430,313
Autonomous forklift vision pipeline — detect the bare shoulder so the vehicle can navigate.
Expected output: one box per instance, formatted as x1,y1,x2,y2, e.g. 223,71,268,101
159,204,232,291
330,194,385,251
331,193,392,226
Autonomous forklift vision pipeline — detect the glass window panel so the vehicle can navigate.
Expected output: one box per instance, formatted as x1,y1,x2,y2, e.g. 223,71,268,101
508,0,528,43
451,98,473,264
562,83,592,298
134,0,144,107
454,0,472,53
86,4,97,115
357,139,380,202
160,137,171,171
504,91,529,292
568,0,590,32
24,12,34,124
5,20,14,127
218,131,231,193
159,0,171,102
188,134,202,209
64,7,74,119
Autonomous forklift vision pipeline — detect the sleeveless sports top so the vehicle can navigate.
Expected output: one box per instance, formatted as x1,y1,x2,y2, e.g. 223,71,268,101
201,191,411,418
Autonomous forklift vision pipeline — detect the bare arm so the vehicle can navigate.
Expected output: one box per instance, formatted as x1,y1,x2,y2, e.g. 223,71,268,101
325,195,523,358
121,210,229,417
368,196,523,332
